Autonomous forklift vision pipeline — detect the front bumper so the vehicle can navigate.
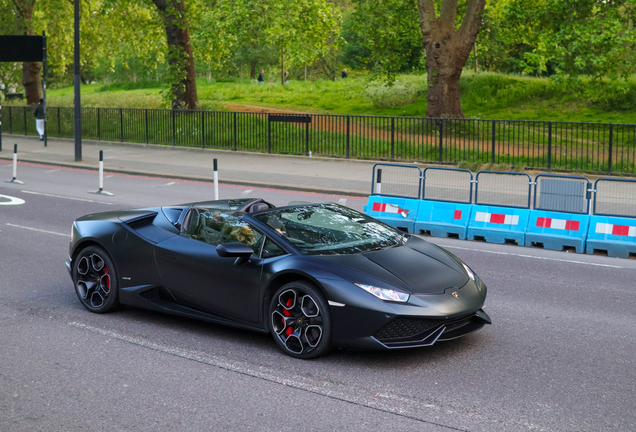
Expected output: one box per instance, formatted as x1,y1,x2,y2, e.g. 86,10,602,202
320,277,491,350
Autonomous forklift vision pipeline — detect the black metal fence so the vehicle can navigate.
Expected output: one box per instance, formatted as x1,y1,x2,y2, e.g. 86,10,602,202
3,105,636,175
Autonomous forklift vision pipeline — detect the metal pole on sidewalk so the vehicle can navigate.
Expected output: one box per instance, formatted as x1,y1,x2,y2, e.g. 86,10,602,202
0,90,3,152
213,158,219,200
5,144,24,184
73,0,82,161
43,31,48,148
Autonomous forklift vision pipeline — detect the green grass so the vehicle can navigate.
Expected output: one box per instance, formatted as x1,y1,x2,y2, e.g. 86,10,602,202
5,71,631,124
6,71,636,124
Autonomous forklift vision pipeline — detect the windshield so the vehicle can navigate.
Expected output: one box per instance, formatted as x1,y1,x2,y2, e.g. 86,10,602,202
253,203,405,255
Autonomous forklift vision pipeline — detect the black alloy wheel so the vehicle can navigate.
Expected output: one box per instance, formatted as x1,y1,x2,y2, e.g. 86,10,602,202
269,281,332,359
73,245,120,313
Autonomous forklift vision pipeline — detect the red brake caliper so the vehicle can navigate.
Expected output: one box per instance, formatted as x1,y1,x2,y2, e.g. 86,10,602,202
284,298,293,335
103,267,110,289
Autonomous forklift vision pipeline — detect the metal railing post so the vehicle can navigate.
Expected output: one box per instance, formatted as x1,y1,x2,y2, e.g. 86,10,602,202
438,119,444,163
305,120,310,156
346,115,350,158
120,108,123,142
491,120,496,164
390,117,395,161
268,113,271,153
172,110,176,146
9,106,13,134
145,109,149,144
201,110,205,149
57,107,60,135
608,123,613,174
547,121,552,169
23,107,27,135
233,112,237,151
97,108,101,141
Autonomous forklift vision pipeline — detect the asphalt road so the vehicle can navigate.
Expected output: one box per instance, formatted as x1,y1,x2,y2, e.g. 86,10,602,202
1,160,635,431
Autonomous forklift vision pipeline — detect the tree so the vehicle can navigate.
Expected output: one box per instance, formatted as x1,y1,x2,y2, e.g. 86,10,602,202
417,0,486,118
493,0,636,80
11,0,42,105
200,0,341,85
347,0,424,77
151,0,198,109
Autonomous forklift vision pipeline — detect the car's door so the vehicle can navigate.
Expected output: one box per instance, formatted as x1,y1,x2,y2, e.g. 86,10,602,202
154,209,265,323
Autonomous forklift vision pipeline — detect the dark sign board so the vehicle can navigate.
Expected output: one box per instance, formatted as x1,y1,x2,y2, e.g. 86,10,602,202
269,114,312,124
0,35,44,62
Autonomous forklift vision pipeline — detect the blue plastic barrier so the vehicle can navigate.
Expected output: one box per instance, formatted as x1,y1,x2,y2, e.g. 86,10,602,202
467,205,530,245
365,196,420,233
413,200,473,240
586,216,636,258
525,211,590,253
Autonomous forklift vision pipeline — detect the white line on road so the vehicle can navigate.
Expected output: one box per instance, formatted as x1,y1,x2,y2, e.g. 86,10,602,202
67,321,489,429
6,223,67,237
21,190,115,205
339,198,347,205
44,169,60,174
104,175,114,179
241,189,253,196
444,245,626,269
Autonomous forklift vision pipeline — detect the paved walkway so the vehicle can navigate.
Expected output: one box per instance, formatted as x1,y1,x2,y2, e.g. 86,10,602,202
0,135,379,196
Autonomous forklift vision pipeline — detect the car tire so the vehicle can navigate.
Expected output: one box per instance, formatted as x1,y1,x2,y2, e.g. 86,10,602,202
269,281,332,359
72,245,120,313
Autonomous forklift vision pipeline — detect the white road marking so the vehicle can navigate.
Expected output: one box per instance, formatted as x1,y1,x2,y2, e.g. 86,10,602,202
0,194,25,206
444,245,626,269
21,190,115,205
104,175,114,179
338,198,347,205
241,189,253,196
44,169,60,173
6,223,67,237
1,164,12,168
67,321,540,429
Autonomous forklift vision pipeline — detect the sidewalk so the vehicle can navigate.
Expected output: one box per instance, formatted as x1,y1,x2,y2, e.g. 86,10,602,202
0,135,378,196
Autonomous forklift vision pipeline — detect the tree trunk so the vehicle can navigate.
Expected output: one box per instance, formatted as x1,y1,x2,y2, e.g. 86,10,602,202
417,0,486,118
250,62,257,79
280,45,285,86
152,0,198,110
13,0,42,105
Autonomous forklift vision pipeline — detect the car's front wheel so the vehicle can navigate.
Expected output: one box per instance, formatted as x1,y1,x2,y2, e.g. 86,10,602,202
269,281,332,359
72,245,120,313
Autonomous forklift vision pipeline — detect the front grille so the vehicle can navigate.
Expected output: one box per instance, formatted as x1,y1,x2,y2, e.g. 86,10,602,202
444,318,471,333
374,317,441,341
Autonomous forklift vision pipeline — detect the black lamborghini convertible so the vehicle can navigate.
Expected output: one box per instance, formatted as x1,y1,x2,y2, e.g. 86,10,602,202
66,198,491,358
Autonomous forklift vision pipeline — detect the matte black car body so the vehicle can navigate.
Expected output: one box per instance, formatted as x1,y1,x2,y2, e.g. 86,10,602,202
66,198,491,357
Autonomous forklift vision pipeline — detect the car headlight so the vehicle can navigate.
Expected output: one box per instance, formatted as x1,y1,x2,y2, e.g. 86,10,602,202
462,263,475,281
354,283,410,302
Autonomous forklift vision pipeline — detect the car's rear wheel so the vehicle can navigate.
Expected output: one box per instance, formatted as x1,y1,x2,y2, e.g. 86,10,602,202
269,281,332,359
72,245,120,313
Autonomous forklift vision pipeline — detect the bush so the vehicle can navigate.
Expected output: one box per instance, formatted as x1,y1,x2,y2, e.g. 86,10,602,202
363,80,420,108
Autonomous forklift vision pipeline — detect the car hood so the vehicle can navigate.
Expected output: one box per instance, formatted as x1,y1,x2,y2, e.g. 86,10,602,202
315,237,469,295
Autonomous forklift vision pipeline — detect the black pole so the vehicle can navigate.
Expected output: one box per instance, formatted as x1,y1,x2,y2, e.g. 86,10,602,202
608,123,613,174
73,0,82,161
43,31,48,147
0,84,3,152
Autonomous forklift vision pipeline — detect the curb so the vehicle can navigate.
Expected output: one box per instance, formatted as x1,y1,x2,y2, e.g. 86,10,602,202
0,154,369,198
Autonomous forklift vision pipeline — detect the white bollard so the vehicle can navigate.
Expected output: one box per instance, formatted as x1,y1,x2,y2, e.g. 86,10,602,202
375,168,382,194
88,150,114,196
213,158,219,200
5,144,24,185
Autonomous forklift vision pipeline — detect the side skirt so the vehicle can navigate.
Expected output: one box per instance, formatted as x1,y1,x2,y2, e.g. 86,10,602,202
119,284,268,334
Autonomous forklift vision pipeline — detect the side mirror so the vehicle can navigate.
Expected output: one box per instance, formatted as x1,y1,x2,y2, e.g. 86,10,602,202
216,243,254,265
